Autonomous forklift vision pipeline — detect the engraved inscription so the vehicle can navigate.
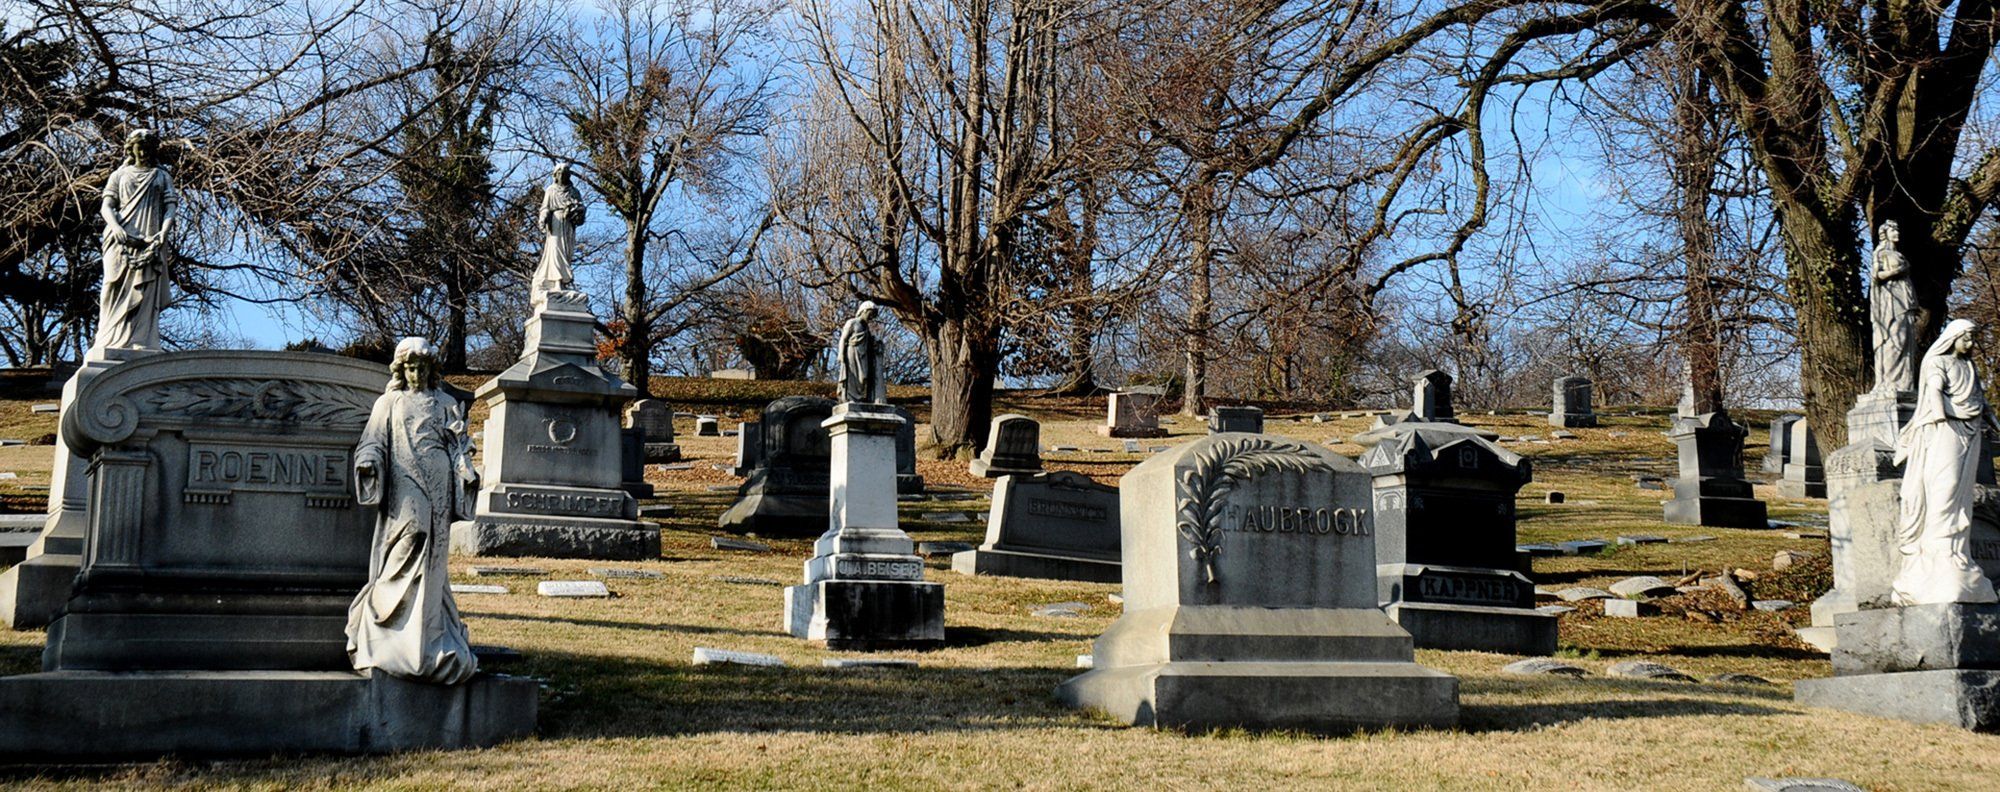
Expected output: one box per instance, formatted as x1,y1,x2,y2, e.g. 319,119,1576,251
1973,539,2000,561
835,558,923,580
188,443,350,494
1417,573,1520,606
504,490,623,517
1026,497,1107,523
1222,505,1371,536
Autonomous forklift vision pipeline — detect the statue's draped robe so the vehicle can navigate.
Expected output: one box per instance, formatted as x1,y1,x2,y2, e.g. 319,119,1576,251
1892,348,2000,606
1872,249,1917,394
346,387,480,684
95,164,177,350
837,317,883,404
532,182,583,304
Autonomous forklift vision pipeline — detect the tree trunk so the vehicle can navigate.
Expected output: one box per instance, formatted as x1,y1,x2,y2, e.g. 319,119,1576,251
1674,60,1725,415
442,248,470,373
620,223,652,397
927,317,999,459
1180,173,1216,417
1781,210,1870,449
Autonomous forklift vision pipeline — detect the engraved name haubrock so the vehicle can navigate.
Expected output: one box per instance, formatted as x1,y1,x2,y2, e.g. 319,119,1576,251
1222,504,1370,535
1175,436,1340,585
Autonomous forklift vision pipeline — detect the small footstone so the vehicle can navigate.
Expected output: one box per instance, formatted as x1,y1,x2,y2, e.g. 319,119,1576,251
714,575,784,587
1148,445,1171,453
1636,477,1666,491
1107,593,1123,605
1536,605,1577,616
1617,535,1668,546
1558,539,1609,556
823,658,917,669
917,541,975,556
1712,673,1773,686
1050,445,1080,452
712,536,773,552
1556,587,1615,602
1518,544,1563,557
1551,430,1578,439
1782,530,1829,540
30,404,57,414
692,647,785,667
1607,660,1696,682
471,565,548,577
1076,654,1094,669
934,511,973,523
1501,658,1587,678
1604,599,1660,618
706,484,737,492
1122,440,1140,452
1752,599,1795,612
1033,602,1089,618
1609,576,1677,599
1675,535,1717,543
1534,587,1559,602
639,504,677,518
1744,778,1865,792
450,584,509,595
590,567,663,579
1545,491,1566,504
537,580,610,598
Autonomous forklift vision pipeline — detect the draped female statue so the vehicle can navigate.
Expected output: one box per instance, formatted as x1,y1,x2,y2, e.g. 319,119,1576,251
1872,220,1918,395
1891,319,2000,606
346,337,481,684
532,162,585,305
95,129,178,351
836,301,886,404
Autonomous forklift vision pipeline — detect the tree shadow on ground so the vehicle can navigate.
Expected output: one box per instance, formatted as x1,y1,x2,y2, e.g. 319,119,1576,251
1532,567,1684,585
945,626,1087,647
464,610,769,640
1590,643,1826,662
1460,690,1792,733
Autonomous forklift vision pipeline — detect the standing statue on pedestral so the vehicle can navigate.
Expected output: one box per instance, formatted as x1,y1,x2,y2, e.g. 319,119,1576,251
1890,319,2000,606
531,162,585,305
94,129,179,352
1872,220,1919,395
836,301,886,404
347,337,481,684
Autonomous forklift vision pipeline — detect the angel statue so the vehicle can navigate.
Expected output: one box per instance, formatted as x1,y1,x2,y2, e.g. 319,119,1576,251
836,301,887,405
94,129,179,352
531,162,586,305
1891,318,2000,606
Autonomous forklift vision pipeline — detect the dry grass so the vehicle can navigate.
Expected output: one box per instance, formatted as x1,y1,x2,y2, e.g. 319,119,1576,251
0,391,1995,790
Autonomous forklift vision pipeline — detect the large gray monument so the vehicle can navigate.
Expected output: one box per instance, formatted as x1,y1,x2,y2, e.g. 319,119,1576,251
1412,369,1456,423
625,398,682,463
1662,410,1768,529
0,350,535,756
721,396,835,535
1057,433,1458,731
1797,319,2000,730
1362,423,1554,655
1549,375,1596,428
784,304,944,647
451,284,655,559
951,471,1120,582
969,413,1043,478
3,130,178,630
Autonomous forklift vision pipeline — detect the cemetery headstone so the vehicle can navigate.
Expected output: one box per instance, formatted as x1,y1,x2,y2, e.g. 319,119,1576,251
1762,414,1804,475
1412,369,1456,423
1057,433,1458,731
710,368,755,380
619,427,655,499
624,398,681,462
1662,411,1768,529
1098,388,1167,438
719,396,835,536
951,471,1121,583
785,304,943,647
1778,420,1826,499
888,404,925,494
1548,375,1597,428
0,350,535,756
731,421,763,476
1362,423,1555,655
696,416,721,436
1208,405,1264,434
969,413,1044,477
451,290,656,560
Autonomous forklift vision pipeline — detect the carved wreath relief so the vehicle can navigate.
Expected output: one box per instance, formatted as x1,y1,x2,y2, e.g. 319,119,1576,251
1174,437,1335,585
139,379,373,424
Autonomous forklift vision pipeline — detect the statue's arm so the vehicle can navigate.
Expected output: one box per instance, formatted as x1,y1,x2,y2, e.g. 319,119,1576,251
152,177,177,247
99,184,134,246
353,396,392,506
1874,251,1906,281
536,189,554,234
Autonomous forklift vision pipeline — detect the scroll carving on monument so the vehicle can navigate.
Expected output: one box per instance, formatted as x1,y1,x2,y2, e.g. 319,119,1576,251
1890,319,2000,606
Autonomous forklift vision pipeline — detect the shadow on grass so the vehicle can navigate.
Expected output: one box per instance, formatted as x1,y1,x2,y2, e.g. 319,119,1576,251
0,643,39,677
946,626,1089,647
524,649,1083,738
1590,643,1827,662
465,610,769,639
1460,692,1792,733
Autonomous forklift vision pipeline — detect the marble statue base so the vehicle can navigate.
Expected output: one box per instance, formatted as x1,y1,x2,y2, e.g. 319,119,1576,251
451,509,658,561
0,670,537,757
1795,603,2000,731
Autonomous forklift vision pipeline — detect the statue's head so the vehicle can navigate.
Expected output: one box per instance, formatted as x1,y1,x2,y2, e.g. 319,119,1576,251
124,129,158,167
390,336,441,391
1878,219,1900,245
858,301,878,323
553,162,571,183
1936,318,1980,358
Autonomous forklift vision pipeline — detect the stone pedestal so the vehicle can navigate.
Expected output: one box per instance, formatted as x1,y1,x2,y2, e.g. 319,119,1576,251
1207,405,1264,434
784,404,943,648
0,348,151,630
1363,423,1554,655
1795,603,2000,731
453,291,656,560
1662,411,1767,529
1413,370,1455,423
1549,375,1596,428
1098,390,1167,438
1058,434,1458,732
951,471,1120,582
1778,420,1825,498
0,350,536,757
969,413,1043,478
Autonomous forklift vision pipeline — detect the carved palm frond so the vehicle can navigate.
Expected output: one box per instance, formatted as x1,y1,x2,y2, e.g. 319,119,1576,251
1174,437,1334,585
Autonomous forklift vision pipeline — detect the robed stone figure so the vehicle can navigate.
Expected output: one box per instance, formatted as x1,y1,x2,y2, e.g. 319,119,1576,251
532,162,585,305
95,129,179,352
347,337,481,684
836,302,886,404
1872,220,1918,395
1891,319,2000,606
